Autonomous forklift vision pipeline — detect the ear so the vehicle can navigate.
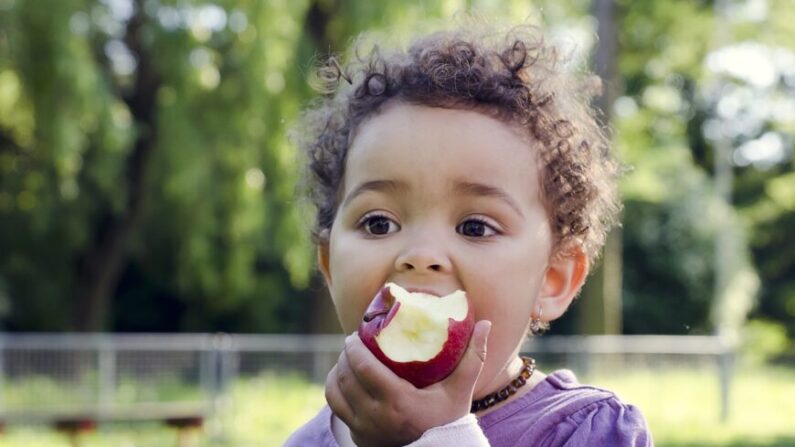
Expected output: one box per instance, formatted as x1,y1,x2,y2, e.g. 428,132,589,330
537,246,589,322
317,230,332,287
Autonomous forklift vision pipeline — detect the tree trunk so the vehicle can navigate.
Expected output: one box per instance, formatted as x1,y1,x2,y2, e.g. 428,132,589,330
580,0,623,335
304,0,345,334
72,0,160,332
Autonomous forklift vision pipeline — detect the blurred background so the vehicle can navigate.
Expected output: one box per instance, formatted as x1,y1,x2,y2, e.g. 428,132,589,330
0,0,793,446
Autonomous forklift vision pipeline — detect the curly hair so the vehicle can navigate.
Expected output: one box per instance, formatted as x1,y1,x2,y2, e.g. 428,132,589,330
293,24,622,263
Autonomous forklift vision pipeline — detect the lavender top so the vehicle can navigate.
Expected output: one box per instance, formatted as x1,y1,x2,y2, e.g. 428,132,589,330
283,369,653,446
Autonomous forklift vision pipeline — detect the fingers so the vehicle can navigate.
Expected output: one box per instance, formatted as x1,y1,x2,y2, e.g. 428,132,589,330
337,340,379,404
325,364,356,426
343,332,402,398
442,320,491,391
327,333,398,427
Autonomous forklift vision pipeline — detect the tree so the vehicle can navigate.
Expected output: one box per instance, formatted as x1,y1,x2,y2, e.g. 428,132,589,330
616,0,760,338
0,0,545,333
0,0,318,332
1,0,790,346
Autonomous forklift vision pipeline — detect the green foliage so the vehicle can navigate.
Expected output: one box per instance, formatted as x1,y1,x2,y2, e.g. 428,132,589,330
0,0,601,334
0,0,792,341
740,319,789,365
622,199,715,335
0,0,319,332
124,0,319,331
745,181,795,342
608,0,795,340
616,106,758,336
0,0,107,330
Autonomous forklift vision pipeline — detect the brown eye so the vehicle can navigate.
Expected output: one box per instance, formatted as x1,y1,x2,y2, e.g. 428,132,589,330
360,214,399,235
457,218,497,238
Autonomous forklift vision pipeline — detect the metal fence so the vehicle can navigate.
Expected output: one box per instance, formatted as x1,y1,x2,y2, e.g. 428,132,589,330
0,332,735,429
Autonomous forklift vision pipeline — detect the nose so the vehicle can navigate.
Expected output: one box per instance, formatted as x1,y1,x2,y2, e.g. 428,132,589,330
394,238,452,274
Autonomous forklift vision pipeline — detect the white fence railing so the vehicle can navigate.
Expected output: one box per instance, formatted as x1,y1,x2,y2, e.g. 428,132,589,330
0,333,735,427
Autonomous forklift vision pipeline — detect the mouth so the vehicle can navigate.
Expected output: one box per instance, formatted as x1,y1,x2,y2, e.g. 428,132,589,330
395,284,448,297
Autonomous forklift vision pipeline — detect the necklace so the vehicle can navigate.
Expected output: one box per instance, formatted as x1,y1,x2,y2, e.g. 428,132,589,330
470,356,536,413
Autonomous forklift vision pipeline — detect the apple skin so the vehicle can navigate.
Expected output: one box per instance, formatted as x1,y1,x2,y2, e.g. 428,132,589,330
357,284,474,388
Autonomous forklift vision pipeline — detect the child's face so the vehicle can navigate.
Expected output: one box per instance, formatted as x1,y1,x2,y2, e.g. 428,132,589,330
319,103,576,395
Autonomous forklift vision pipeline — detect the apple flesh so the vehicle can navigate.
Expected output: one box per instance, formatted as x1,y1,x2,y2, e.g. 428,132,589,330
357,283,474,388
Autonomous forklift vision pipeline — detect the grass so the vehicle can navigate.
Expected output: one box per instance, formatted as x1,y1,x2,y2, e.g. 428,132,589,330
221,372,327,447
0,366,792,446
588,366,795,447
3,374,202,408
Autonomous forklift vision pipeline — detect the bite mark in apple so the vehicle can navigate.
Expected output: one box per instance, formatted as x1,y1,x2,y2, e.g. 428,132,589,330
358,283,474,388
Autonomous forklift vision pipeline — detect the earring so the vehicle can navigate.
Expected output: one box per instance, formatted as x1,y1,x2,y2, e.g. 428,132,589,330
530,307,544,335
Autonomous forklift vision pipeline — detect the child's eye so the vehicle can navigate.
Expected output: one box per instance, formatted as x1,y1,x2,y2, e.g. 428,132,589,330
456,217,499,238
358,213,400,235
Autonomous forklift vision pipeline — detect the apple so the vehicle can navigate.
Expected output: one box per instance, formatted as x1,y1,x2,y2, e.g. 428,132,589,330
357,282,474,388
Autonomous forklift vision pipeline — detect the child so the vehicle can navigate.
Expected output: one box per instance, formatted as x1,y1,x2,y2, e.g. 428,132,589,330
284,22,652,447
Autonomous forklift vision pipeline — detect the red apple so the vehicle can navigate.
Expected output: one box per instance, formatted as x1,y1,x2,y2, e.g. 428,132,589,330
357,282,474,388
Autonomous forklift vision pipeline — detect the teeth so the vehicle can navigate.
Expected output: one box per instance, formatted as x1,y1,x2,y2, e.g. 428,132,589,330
387,283,442,299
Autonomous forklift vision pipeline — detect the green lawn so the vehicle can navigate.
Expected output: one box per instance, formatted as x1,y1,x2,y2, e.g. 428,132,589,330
590,366,795,447
0,367,793,446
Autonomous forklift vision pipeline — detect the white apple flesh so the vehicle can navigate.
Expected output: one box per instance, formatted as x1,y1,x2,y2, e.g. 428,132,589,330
357,283,474,388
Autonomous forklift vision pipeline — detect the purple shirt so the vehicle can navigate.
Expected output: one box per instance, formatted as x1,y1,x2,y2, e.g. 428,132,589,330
283,369,653,446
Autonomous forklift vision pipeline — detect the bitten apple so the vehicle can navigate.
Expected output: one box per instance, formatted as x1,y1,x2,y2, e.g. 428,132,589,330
357,283,474,388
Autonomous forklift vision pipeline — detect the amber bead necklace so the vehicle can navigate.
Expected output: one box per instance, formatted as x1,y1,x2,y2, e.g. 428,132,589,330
470,356,536,413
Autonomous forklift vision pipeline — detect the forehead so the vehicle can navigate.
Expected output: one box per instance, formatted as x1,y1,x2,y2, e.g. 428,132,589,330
344,103,542,200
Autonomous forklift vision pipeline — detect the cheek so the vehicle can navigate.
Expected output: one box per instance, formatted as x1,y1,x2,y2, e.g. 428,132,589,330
472,279,538,339
470,250,547,310
327,234,390,334
466,245,547,358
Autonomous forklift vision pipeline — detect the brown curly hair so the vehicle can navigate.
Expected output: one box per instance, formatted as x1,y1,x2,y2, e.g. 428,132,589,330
293,25,622,263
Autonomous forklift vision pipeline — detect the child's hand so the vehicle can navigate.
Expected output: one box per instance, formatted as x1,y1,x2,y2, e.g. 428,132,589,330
325,320,491,447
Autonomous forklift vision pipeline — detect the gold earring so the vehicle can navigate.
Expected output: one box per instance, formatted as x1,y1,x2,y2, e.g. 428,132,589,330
530,307,544,335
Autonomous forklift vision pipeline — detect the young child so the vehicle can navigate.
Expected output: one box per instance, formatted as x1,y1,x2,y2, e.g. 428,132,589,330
284,22,652,447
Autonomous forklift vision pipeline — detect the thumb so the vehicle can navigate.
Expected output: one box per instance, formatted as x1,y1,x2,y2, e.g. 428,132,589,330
443,320,491,391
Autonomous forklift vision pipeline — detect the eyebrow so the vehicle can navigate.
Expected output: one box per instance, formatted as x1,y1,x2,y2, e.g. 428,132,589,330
342,179,408,208
341,179,524,217
453,181,524,217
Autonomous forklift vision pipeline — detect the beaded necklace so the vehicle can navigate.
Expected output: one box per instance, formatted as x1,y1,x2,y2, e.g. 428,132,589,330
470,356,536,413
